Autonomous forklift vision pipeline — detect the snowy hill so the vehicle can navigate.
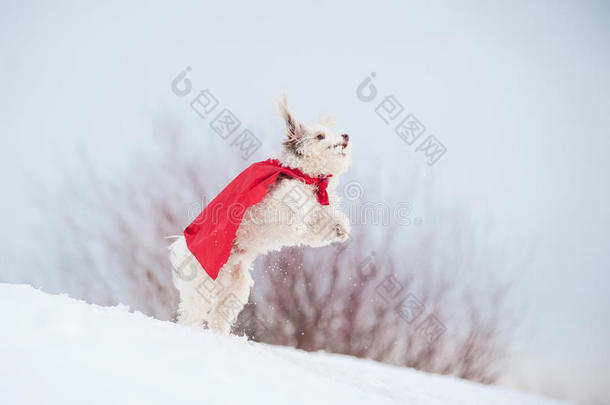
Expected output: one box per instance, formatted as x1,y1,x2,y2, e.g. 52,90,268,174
0,284,568,405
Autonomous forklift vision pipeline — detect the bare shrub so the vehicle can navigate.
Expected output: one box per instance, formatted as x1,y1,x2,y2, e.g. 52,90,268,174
238,220,517,384
46,119,230,319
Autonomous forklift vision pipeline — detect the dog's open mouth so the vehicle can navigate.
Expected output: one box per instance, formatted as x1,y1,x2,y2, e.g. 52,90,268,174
330,141,349,156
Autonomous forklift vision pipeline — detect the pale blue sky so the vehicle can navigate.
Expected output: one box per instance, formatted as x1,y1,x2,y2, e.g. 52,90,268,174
1,1,609,403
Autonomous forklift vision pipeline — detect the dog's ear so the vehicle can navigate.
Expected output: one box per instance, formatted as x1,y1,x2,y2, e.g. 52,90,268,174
320,114,335,127
278,94,304,140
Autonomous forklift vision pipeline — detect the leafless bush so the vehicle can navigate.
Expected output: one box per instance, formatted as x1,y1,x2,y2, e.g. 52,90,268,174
237,220,517,383
45,119,227,319
45,118,521,383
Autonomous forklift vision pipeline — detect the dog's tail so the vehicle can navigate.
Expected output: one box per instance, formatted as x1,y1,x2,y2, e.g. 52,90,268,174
166,235,203,283
167,235,187,270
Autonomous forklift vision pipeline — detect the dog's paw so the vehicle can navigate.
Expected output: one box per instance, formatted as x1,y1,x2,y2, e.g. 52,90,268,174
334,222,350,242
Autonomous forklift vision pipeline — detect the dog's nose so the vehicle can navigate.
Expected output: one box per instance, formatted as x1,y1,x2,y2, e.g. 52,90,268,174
342,134,349,143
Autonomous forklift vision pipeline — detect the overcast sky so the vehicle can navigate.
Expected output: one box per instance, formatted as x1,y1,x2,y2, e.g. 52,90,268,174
1,1,609,403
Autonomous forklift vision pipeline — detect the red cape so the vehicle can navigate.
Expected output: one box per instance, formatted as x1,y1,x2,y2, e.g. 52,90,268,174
184,159,331,280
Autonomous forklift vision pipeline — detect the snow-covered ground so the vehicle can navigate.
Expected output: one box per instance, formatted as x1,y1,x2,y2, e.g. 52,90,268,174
0,284,568,405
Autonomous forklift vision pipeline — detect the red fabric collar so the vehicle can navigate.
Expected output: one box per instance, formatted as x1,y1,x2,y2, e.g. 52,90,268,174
266,159,332,205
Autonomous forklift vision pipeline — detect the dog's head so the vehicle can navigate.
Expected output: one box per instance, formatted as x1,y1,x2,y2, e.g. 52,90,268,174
278,96,351,177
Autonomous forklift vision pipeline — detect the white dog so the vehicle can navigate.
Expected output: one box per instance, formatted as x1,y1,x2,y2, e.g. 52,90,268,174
168,97,351,334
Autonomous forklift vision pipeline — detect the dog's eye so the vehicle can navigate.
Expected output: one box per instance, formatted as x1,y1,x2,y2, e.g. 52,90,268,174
316,133,325,140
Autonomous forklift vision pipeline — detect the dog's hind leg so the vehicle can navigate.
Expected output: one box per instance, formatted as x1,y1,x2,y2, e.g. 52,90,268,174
173,264,222,327
169,237,219,327
207,257,254,334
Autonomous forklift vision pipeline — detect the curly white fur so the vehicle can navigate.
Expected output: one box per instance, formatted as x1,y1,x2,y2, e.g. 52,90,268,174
169,96,352,334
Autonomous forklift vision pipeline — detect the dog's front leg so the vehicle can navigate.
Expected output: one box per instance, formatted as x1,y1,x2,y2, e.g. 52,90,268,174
274,181,350,245
302,205,350,246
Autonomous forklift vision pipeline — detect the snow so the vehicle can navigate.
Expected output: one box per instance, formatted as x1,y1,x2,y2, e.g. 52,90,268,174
0,283,569,405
